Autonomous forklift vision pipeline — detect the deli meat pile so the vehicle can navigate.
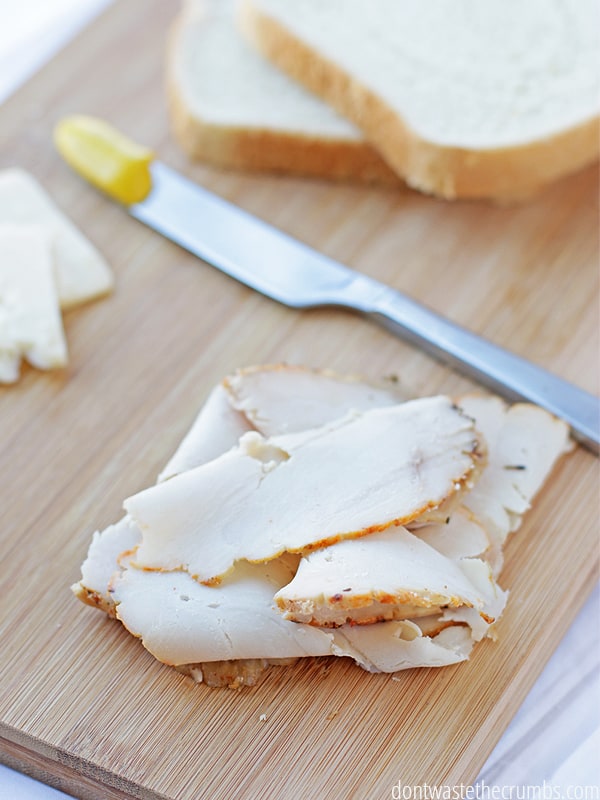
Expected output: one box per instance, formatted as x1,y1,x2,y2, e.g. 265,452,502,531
73,365,571,688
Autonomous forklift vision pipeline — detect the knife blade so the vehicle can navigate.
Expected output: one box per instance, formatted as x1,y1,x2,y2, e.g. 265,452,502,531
55,117,599,454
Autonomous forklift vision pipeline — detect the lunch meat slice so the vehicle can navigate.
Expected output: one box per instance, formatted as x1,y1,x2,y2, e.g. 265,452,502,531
72,369,571,689
456,396,572,574
159,383,253,482
111,556,339,666
126,396,483,585
74,365,405,610
222,363,404,435
111,553,477,687
273,526,503,627
413,507,490,560
72,516,140,615
160,364,403,481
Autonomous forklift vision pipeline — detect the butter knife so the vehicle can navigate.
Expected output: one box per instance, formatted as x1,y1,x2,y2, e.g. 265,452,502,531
55,117,599,454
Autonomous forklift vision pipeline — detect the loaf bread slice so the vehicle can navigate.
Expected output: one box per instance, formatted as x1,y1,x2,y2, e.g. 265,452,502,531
240,0,600,200
167,0,397,183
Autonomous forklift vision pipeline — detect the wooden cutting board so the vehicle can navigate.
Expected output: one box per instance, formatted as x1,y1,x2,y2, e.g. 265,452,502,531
0,2,598,798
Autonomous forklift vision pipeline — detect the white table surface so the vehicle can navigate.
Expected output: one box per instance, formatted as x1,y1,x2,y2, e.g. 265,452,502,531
0,2,598,797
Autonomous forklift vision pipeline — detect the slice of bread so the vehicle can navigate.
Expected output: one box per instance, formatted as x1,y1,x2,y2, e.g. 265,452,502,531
167,0,397,183
240,0,599,200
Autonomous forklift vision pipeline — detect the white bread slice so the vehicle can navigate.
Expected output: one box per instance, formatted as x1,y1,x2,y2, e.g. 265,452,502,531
167,0,397,183
240,0,600,200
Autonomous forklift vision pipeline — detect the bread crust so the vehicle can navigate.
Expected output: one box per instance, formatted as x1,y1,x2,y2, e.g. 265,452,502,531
165,12,398,184
239,0,599,201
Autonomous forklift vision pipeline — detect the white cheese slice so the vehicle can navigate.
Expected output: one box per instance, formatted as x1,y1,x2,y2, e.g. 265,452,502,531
0,224,68,382
126,397,481,584
273,526,499,627
0,332,19,383
0,169,113,310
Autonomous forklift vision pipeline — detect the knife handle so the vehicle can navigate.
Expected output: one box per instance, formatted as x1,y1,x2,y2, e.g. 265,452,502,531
352,281,599,454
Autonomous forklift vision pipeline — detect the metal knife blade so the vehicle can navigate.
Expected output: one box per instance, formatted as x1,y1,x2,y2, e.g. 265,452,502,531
131,163,362,307
128,162,599,454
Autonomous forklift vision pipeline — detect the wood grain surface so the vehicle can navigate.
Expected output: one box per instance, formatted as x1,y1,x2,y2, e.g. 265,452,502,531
0,1,598,798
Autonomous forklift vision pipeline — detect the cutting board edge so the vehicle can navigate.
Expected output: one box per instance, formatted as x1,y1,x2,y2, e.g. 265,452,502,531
0,727,166,800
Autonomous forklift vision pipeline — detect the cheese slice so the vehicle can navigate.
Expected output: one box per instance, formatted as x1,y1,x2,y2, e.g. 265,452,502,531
0,321,19,383
126,397,482,584
273,526,500,627
0,169,113,309
0,224,68,382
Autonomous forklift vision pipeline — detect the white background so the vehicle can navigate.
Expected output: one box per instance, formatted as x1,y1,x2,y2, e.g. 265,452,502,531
0,2,598,797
